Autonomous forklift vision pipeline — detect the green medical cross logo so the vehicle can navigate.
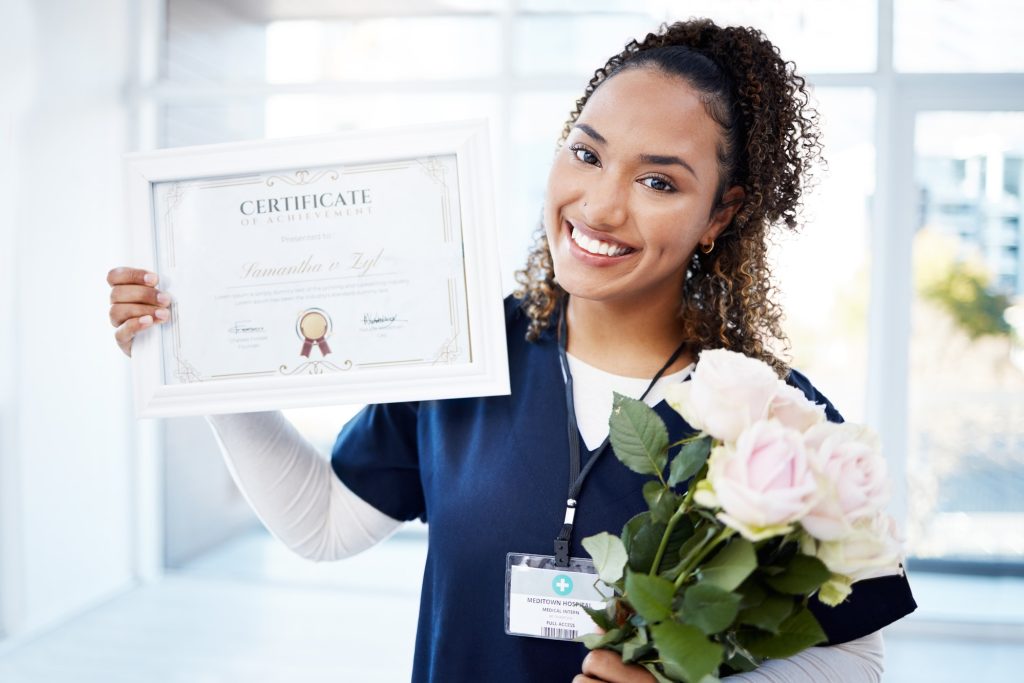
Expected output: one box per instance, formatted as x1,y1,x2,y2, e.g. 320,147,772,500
552,574,573,596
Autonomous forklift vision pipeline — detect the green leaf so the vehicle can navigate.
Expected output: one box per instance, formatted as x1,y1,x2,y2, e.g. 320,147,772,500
643,664,675,683
627,517,668,573
764,553,831,595
610,393,669,477
668,436,712,487
651,621,725,683
580,627,624,650
723,637,760,673
743,607,828,659
661,524,717,582
657,517,696,577
643,481,682,524
582,532,628,585
621,628,653,663
681,583,742,635
625,571,675,623
736,592,794,634
582,603,616,632
698,537,757,592
736,579,766,609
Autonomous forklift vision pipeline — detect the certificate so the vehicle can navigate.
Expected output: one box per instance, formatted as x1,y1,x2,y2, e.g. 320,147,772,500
125,120,509,417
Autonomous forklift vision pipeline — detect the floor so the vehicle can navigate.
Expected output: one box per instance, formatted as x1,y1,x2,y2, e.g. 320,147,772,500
0,526,1021,682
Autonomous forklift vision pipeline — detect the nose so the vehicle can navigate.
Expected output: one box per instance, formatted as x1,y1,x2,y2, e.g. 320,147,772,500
580,172,628,229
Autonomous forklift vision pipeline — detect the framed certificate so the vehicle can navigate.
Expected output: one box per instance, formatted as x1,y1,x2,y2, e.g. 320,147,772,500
125,120,509,417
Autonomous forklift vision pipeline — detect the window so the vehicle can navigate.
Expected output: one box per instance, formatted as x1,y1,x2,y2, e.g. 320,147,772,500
152,0,1024,575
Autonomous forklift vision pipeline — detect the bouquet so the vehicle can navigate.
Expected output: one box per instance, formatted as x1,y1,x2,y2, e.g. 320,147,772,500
580,349,904,683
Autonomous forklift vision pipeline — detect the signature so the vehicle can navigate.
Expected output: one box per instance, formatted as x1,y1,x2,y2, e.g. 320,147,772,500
229,321,265,334
362,313,401,329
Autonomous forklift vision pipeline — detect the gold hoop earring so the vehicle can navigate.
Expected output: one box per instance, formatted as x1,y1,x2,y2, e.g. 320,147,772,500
700,240,715,255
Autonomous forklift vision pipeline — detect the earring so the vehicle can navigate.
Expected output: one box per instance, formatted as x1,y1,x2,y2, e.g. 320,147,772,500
700,240,715,254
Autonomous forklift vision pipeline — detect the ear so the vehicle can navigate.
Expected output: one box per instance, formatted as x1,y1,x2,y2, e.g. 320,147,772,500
703,185,745,243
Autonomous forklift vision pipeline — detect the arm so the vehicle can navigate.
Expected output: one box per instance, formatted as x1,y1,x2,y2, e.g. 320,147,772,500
106,266,401,561
724,630,885,682
576,631,885,683
205,410,403,561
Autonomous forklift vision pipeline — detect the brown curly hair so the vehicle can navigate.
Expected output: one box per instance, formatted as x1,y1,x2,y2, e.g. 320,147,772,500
512,18,823,377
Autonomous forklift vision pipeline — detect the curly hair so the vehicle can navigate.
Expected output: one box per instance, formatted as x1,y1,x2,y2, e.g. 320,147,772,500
512,18,823,377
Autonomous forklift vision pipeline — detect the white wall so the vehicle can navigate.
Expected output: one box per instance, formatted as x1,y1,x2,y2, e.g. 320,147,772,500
0,0,137,640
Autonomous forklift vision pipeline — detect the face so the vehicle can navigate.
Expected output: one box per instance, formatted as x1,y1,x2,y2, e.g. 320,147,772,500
543,67,740,308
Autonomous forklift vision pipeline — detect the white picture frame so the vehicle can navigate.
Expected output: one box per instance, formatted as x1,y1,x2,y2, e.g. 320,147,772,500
125,120,509,418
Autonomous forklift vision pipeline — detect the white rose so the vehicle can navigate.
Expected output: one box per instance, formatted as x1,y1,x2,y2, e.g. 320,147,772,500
801,422,891,541
665,348,780,443
695,419,819,541
768,381,826,433
813,512,904,584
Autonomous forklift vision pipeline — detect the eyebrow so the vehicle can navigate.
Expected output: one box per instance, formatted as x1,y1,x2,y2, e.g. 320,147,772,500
573,123,698,180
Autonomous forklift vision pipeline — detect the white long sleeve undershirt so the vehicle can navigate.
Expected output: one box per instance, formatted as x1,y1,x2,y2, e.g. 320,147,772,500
205,357,885,682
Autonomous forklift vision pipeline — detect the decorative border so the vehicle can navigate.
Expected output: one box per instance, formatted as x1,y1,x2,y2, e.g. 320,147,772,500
127,120,508,417
160,155,466,383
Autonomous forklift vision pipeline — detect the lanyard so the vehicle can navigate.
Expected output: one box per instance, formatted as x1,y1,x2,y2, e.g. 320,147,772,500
553,301,689,567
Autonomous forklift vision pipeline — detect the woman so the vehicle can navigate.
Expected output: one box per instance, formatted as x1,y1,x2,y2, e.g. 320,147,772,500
107,19,915,682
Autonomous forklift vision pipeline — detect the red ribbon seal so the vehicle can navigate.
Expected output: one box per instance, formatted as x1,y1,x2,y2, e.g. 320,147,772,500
300,336,332,358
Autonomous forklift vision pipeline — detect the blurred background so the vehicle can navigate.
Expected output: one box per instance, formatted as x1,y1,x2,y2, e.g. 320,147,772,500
1,0,1022,681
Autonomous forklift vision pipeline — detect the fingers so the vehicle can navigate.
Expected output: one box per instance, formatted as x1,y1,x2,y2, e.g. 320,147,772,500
109,302,169,327
107,266,157,287
573,677,602,683
110,283,169,306
114,316,154,358
107,267,169,358
581,650,655,683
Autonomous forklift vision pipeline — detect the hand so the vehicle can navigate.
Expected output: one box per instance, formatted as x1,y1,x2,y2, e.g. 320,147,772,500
573,650,656,683
107,266,171,357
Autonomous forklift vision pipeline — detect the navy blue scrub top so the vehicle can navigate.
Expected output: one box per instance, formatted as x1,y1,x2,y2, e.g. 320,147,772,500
331,296,917,682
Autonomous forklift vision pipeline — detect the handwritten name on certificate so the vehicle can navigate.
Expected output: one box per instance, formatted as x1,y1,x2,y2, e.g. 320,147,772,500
153,157,470,385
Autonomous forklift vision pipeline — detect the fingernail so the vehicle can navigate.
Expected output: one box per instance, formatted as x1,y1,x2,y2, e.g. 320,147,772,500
157,292,171,305
144,273,158,286
139,315,153,325
154,309,169,321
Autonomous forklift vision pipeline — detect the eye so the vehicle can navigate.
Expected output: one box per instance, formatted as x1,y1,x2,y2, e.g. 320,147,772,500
640,176,676,193
569,144,600,167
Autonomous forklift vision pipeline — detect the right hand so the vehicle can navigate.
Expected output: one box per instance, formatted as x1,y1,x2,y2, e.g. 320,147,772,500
107,266,171,357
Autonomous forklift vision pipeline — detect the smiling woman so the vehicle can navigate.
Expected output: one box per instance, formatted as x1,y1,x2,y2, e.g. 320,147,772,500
106,15,914,683
518,22,821,380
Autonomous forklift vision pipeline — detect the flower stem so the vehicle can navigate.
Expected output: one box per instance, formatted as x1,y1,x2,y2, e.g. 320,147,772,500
674,527,736,588
649,505,687,576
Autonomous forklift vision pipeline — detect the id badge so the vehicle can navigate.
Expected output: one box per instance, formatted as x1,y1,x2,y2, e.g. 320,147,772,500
504,552,607,641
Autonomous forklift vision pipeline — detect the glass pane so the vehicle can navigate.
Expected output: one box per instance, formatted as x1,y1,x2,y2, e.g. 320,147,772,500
266,17,501,82
770,88,876,424
896,0,1024,72
507,92,579,293
161,102,266,147
514,14,658,77
518,0,875,74
909,112,1024,564
263,92,501,137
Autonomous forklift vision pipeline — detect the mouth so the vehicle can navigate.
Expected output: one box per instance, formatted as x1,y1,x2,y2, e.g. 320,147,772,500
565,219,638,258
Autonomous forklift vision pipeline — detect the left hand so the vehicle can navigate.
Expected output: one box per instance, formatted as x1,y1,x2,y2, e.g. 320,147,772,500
573,650,656,683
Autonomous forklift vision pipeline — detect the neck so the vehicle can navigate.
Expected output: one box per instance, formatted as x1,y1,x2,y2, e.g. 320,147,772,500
564,293,694,378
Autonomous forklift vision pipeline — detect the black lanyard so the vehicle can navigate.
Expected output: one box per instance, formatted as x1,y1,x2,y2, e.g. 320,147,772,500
553,302,689,567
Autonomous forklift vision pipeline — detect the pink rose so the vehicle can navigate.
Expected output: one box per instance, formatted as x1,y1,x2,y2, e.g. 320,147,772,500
768,381,826,433
665,349,780,443
811,512,904,585
801,422,890,541
693,419,820,541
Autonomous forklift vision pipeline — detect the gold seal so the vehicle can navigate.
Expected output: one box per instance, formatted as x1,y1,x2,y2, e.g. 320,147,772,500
299,311,329,340
296,308,333,358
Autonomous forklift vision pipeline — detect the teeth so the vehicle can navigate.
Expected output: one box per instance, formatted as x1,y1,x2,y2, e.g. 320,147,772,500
571,226,631,257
